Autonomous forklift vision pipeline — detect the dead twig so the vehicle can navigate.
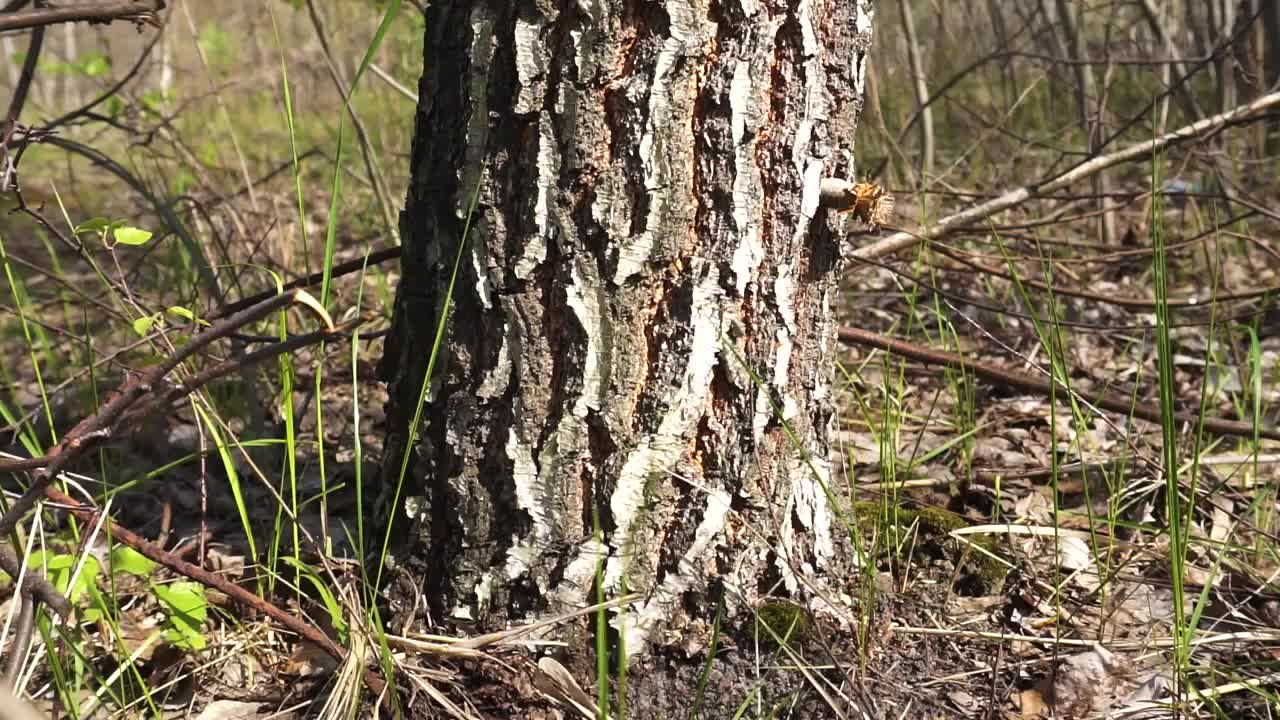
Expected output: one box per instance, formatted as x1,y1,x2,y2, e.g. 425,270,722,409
0,8,42,193
0,289,333,478
209,246,400,320
0,1,165,33
0,289,374,691
41,486,386,695
0,291,333,648
836,325,1280,441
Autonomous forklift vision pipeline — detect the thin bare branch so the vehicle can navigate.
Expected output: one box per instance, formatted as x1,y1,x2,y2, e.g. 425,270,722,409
0,0,164,32
855,90,1280,260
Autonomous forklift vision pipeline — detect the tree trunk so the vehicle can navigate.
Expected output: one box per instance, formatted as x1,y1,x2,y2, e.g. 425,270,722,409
377,0,874,659
1262,0,1280,151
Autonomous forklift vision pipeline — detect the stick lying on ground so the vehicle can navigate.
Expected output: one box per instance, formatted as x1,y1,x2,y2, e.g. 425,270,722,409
837,325,1280,442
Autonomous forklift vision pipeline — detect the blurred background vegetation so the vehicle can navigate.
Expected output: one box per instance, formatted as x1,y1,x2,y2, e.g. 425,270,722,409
2,2,422,315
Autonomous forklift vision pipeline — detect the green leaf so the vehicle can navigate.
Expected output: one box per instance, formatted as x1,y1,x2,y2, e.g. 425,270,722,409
110,546,157,577
28,553,100,603
76,53,111,77
113,226,153,246
153,581,208,651
132,313,160,337
165,306,196,322
83,584,109,623
74,217,112,234
282,557,347,641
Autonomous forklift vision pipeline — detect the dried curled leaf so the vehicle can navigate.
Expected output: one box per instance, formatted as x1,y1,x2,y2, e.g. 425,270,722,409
818,178,895,230
850,181,895,229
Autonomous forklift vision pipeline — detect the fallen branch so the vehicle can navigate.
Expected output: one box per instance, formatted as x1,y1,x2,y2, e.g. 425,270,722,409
0,289,332,479
836,325,1280,442
0,0,165,32
930,240,1280,310
855,89,1280,260
209,246,401,320
0,289,386,692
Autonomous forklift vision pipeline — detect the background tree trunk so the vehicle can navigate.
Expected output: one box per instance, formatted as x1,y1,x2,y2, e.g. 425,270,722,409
1263,0,1280,151
377,0,874,657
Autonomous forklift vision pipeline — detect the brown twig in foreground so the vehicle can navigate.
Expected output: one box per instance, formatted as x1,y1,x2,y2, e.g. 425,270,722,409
209,246,401,320
0,290,333,648
41,486,386,694
0,0,165,32
0,289,333,478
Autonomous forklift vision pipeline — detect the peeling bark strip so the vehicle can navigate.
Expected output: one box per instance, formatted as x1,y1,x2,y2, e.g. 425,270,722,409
379,0,875,656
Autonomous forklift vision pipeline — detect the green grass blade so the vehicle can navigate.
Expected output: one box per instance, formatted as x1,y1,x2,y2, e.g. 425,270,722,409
377,169,486,590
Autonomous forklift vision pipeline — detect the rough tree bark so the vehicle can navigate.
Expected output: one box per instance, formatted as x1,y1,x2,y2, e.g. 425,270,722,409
377,0,875,658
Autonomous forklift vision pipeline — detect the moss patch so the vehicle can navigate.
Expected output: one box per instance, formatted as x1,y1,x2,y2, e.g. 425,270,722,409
851,501,1009,593
753,599,812,649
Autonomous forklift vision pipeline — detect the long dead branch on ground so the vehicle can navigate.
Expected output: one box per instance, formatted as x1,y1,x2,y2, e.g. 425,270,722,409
837,326,1280,442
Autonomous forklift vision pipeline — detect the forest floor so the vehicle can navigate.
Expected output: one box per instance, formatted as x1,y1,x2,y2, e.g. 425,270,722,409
1,3,1279,719
3,177,1277,719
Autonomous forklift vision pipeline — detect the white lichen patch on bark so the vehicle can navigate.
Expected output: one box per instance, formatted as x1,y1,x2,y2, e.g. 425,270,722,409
755,267,796,436
476,314,515,400
614,0,708,283
602,260,723,619
516,113,557,280
772,327,793,390
471,219,496,310
513,15,544,114
461,8,495,206
729,60,764,296
850,4,874,108
532,259,611,608
502,424,551,580
551,536,609,610
782,454,836,583
799,159,825,223
514,12,554,280
433,5,496,337
620,487,732,658
563,260,607,413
